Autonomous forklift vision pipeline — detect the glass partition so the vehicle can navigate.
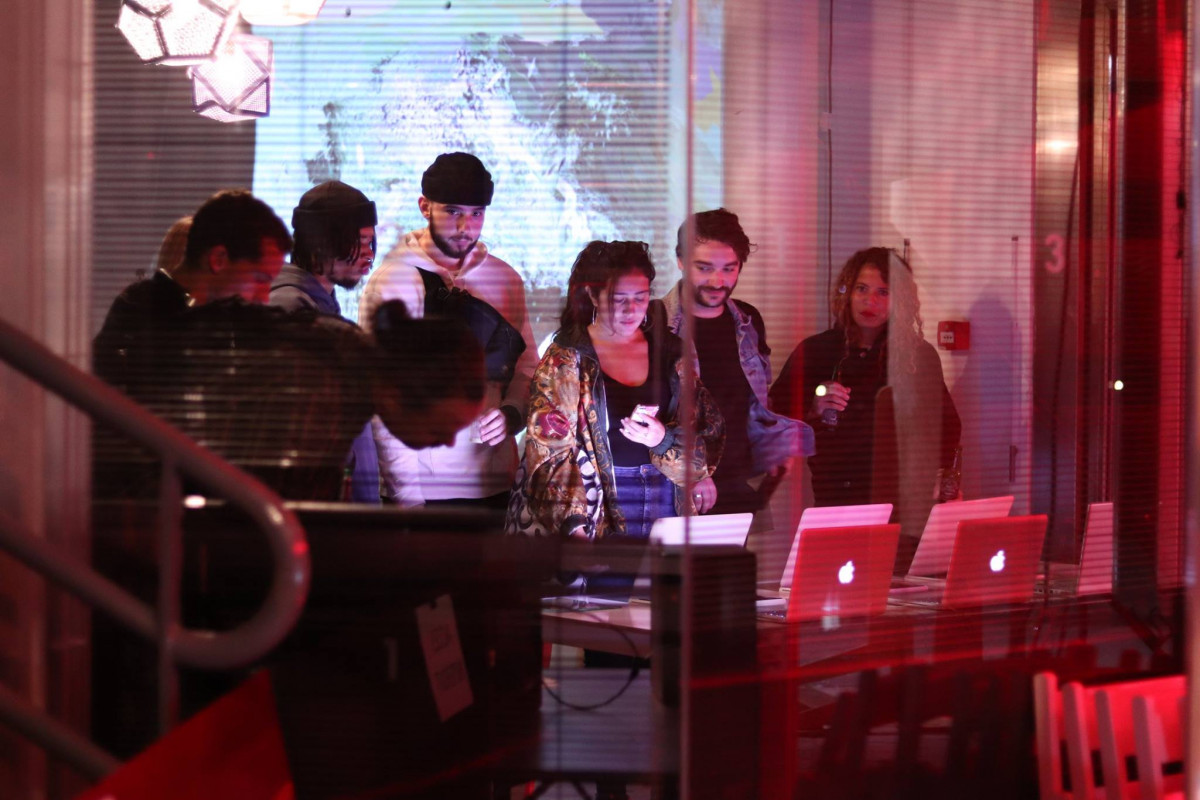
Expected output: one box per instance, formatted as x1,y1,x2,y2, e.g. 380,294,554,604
87,0,1191,796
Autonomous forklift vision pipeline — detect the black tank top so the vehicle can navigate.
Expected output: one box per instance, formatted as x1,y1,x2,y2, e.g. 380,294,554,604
601,367,671,466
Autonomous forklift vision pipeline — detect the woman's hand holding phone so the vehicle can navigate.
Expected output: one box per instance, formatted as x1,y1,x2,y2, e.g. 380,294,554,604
620,404,665,447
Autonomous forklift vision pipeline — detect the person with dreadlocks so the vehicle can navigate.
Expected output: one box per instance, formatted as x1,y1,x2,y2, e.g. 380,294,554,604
270,180,378,314
270,180,381,501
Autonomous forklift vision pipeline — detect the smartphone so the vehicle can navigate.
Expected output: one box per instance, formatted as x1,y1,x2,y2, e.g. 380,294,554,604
632,404,660,420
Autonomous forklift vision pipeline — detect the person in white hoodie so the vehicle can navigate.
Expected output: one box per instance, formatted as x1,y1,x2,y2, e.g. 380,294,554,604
359,152,538,509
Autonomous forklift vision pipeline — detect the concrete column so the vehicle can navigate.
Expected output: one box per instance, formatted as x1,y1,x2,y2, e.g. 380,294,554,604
0,0,93,796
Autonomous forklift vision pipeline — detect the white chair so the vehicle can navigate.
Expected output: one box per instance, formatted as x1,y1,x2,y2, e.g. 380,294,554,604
1061,680,1103,800
1095,675,1185,800
1034,671,1103,800
1130,692,1185,799
1034,672,1071,800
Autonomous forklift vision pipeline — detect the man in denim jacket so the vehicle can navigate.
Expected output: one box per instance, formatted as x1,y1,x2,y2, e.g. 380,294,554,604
663,209,815,515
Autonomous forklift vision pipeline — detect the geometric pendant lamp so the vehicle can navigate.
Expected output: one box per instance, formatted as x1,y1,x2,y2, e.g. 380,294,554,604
189,33,273,122
116,0,243,66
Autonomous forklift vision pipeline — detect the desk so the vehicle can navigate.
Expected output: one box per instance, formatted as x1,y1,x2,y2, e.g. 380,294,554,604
542,598,870,666
539,593,1173,799
757,593,1175,798
542,602,653,659
542,593,1149,676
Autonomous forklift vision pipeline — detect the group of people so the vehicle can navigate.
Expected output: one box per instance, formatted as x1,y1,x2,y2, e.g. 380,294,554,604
93,150,961,563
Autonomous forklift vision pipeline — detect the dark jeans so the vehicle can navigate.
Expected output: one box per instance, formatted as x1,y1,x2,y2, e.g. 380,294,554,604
612,463,676,538
584,464,674,598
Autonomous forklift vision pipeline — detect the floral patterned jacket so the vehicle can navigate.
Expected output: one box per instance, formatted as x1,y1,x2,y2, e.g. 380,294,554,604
518,316,725,539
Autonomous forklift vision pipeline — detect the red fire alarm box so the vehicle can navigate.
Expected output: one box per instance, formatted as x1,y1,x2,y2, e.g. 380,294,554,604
937,321,970,351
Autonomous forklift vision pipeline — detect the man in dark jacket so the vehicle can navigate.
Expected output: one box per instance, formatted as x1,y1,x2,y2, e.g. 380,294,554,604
269,180,380,501
94,189,292,387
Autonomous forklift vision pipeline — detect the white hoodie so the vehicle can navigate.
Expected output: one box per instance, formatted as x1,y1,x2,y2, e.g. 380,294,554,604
358,228,538,504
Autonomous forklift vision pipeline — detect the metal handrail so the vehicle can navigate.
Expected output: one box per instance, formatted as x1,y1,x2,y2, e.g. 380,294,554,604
0,316,311,774
0,679,120,779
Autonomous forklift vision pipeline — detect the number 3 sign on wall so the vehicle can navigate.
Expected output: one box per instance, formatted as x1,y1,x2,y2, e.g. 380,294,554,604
1044,233,1065,274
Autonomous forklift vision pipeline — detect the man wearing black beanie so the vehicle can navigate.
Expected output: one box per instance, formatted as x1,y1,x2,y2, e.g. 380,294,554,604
359,153,537,509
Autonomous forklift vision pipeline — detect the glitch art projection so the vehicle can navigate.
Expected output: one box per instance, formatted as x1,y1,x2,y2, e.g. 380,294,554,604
252,0,726,334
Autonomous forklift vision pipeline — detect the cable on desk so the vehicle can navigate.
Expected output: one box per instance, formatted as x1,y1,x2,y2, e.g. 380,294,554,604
542,616,643,712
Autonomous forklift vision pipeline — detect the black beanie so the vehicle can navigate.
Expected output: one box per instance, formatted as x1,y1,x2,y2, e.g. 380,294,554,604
291,180,377,235
421,153,494,207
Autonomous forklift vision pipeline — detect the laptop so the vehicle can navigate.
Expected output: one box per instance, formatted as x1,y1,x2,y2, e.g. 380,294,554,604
905,495,1016,578
542,578,637,611
649,512,754,547
545,515,755,610
761,524,901,622
1040,502,1114,596
542,540,656,611
1076,502,1114,594
890,515,1048,608
778,504,894,591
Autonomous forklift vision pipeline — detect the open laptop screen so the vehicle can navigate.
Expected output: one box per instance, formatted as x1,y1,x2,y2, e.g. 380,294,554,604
649,512,754,547
779,503,894,590
1077,502,1114,595
906,495,1015,577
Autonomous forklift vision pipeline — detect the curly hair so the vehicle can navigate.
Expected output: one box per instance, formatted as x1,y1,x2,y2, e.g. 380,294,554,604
372,300,485,412
830,247,924,346
155,216,192,276
559,240,656,338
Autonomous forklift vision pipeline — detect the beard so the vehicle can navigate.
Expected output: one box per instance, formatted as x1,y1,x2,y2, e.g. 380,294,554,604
332,274,364,290
430,227,479,260
326,260,367,290
693,284,731,309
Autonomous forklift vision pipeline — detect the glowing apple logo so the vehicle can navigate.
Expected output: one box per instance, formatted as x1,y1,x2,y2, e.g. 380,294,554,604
837,560,855,585
989,549,1006,573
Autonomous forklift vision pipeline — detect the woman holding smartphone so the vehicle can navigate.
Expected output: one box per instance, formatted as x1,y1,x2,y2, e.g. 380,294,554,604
508,239,724,542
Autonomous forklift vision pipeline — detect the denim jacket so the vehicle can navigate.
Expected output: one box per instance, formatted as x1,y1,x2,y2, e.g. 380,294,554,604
662,282,815,475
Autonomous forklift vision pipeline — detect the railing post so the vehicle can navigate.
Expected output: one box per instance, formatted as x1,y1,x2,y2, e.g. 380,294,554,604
157,461,183,736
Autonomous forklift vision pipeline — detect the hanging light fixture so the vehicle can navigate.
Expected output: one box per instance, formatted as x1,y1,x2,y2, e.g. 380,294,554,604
189,33,273,122
239,0,326,26
117,0,244,66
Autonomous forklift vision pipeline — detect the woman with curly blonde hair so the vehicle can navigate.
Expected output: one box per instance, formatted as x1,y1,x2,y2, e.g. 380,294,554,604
771,247,960,571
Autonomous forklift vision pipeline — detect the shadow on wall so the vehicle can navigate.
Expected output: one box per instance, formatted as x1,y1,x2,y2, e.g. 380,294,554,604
960,292,1021,510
